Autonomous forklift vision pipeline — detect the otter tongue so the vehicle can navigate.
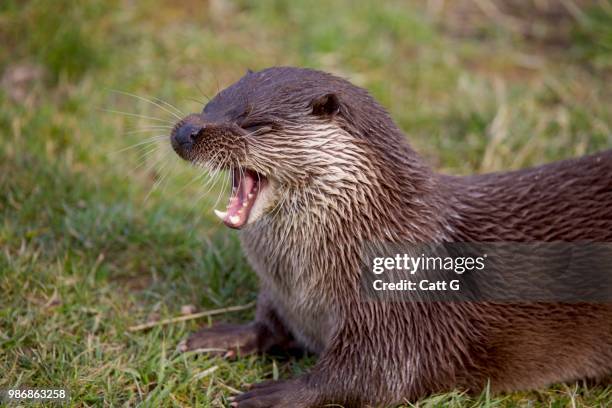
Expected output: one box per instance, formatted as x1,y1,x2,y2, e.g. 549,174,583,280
214,169,259,229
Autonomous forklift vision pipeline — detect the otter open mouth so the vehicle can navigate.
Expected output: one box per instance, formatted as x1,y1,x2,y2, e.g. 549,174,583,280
214,168,266,229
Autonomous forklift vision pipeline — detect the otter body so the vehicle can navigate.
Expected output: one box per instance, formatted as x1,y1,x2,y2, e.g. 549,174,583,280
171,67,612,407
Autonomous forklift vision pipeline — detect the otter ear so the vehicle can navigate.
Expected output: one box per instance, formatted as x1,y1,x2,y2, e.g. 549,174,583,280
311,93,340,116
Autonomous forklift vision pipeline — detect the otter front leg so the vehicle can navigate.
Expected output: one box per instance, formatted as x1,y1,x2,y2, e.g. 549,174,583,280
179,292,297,356
231,352,389,407
233,314,420,407
178,322,263,356
231,345,393,408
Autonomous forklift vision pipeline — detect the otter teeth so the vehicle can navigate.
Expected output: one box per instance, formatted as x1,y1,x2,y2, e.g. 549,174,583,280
216,168,264,228
213,209,244,226
214,209,227,221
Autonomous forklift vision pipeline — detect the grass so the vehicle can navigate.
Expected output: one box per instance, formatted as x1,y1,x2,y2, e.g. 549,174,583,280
1,0,611,406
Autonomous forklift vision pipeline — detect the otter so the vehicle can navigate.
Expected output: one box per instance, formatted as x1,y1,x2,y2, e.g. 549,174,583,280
169,67,612,407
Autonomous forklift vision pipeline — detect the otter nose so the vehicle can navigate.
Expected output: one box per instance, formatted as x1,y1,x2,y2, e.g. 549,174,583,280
172,123,204,150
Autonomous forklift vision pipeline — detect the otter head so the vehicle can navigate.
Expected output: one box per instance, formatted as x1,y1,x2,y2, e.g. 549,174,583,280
171,67,416,230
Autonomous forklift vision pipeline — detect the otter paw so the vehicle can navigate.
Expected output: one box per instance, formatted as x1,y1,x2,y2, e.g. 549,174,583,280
177,323,259,356
230,379,316,408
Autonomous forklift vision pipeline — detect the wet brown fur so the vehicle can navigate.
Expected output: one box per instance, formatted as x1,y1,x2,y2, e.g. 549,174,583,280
171,67,612,407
